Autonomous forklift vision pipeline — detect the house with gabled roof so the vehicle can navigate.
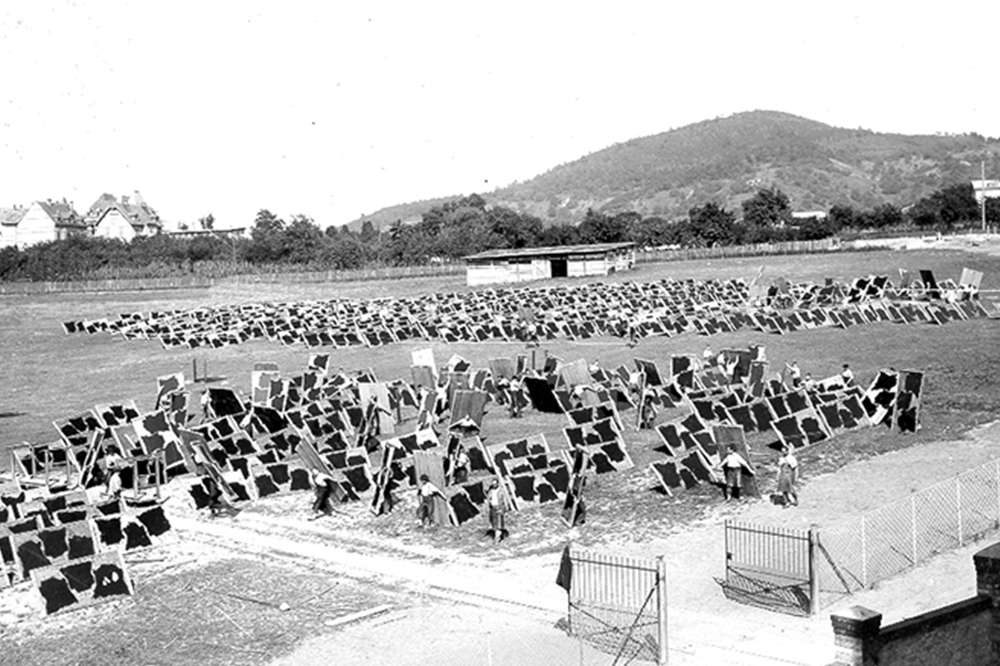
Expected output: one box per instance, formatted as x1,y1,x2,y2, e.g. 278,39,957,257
0,205,27,248
87,191,163,241
6,199,88,248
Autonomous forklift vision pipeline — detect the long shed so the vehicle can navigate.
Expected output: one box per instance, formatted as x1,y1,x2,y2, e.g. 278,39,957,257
464,242,635,286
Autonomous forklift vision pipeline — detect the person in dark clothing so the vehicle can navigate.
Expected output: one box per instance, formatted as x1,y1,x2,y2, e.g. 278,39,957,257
310,468,337,518
718,445,751,502
639,389,657,430
204,476,228,517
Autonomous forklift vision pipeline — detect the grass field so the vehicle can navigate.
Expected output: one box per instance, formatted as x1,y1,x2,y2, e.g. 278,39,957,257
3,247,1000,664
4,248,1000,539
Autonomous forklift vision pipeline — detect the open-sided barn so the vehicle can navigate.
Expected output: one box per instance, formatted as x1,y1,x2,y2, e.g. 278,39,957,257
464,242,636,286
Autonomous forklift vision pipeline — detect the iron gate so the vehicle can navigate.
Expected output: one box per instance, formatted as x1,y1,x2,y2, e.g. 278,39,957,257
562,546,668,665
717,519,819,616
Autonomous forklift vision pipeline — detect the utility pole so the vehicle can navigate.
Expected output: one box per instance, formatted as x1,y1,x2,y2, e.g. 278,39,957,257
982,160,988,233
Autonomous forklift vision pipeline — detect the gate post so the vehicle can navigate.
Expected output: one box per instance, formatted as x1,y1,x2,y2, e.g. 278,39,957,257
808,524,820,616
656,555,668,666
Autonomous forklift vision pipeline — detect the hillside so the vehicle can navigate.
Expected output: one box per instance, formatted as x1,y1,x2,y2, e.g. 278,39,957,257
349,110,1000,229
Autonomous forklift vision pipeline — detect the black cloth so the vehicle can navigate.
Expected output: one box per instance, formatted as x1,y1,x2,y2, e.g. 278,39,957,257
556,545,573,592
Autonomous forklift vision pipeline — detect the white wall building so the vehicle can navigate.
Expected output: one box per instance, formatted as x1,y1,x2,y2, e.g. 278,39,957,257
4,200,87,248
972,179,1000,204
464,242,636,287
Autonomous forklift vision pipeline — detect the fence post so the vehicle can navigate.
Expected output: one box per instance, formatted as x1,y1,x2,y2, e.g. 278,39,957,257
808,524,820,616
860,515,867,588
566,544,573,636
656,555,668,666
958,477,964,546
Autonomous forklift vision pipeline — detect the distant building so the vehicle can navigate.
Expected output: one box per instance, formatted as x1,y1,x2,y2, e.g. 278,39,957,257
791,211,828,220
3,199,87,248
0,206,27,249
87,191,163,240
464,242,636,287
972,179,1000,204
167,227,248,239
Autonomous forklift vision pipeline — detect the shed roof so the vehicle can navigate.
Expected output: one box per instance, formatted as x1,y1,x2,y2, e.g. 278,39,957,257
465,242,634,262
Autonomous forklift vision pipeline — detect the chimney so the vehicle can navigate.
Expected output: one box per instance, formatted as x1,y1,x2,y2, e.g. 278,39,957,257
122,195,129,206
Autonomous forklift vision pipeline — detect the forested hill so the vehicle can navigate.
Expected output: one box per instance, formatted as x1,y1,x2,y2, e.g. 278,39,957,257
348,110,1000,229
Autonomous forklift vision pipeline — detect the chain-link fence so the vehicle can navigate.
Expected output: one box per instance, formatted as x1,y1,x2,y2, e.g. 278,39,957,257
818,458,1000,607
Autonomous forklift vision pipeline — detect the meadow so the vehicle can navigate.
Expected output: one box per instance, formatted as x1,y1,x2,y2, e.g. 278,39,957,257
3,247,1000,666
2,246,997,541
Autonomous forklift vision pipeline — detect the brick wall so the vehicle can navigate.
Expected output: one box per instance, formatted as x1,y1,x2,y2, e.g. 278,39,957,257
830,542,1000,666
878,596,992,666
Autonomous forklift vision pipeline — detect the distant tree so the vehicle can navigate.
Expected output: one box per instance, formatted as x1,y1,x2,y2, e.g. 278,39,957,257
359,220,378,244
907,183,979,229
487,206,542,249
827,204,857,229
793,216,837,241
867,203,903,229
935,183,980,227
320,232,367,269
628,216,674,247
281,215,324,263
187,235,223,262
382,219,423,265
459,193,488,210
578,209,629,244
742,187,792,239
908,199,941,228
538,223,580,247
198,213,215,230
251,209,284,238
986,197,1000,225
687,202,740,246
247,209,285,263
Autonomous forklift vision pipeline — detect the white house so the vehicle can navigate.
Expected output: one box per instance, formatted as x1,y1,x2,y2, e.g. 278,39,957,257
6,200,87,248
0,206,27,249
93,206,139,241
972,180,1000,204
88,191,163,240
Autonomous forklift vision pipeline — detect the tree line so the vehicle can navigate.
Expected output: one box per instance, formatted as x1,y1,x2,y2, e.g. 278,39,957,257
0,184,995,282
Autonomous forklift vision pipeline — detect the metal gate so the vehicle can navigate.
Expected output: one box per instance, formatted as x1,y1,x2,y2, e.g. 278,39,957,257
561,546,668,665
716,520,819,616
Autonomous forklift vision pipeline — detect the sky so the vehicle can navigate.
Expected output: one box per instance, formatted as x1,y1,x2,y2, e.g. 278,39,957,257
2,1,999,230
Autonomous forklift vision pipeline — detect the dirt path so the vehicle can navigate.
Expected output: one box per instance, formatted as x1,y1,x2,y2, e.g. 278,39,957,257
201,420,1000,666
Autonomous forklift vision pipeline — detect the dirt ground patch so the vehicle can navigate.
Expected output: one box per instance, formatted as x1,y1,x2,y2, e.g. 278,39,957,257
1,547,404,666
